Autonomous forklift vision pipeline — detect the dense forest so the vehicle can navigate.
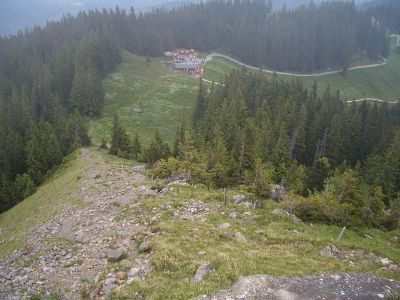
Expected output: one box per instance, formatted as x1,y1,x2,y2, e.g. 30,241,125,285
0,0,395,213
0,10,121,212
103,0,389,72
147,71,400,229
367,1,400,33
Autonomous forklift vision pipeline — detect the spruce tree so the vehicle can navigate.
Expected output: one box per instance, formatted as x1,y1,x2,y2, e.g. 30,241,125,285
109,114,130,158
132,133,142,159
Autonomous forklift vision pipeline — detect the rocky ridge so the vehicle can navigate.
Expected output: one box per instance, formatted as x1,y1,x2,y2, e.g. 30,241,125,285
0,149,399,299
0,149,156,299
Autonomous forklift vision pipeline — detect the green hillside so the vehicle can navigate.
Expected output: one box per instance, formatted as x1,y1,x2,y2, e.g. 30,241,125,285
90,52,199,145
0,151,84,259
0,147,399,299
92,37,400,150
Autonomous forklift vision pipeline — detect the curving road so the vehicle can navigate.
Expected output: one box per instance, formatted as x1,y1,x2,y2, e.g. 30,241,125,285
345,98,399,104
205,52,388,77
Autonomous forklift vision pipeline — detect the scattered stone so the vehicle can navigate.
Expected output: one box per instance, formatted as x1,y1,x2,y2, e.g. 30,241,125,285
242,199,262,209
234,232,247,243
167,179,189,186
180,213,193,221
233,195,246,204
185,200,206,214
272,209,290,216
289,214,302,223
217,223,231,230
138,241,152,254
388,264,399,271
380,258,391,266
272,209,302,223
198,251,207,257
94,272,102,285
42,267,55,275
270,184,286,201
159,188,169,195
102,276,117,296
116,271,127,281
229,211,237,219
128,267,141,278
192,263,213,283
127,261,153,282
133,165,145,173
106,249,125,262
321,245,341,258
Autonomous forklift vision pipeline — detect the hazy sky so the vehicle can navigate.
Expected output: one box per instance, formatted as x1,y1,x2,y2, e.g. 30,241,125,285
0,0,369,36
0,0,189,36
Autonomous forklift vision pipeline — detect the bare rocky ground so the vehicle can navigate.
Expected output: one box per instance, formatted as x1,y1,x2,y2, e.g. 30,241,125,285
197,273,400,300
0,148,399,299
0,148,156,299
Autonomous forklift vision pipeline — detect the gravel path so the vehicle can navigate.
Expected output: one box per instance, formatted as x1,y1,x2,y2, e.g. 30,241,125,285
197,273,400,300
0,148,156,299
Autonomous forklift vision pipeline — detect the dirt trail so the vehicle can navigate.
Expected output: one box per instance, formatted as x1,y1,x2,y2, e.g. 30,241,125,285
205,53,387,77
0,148,156,299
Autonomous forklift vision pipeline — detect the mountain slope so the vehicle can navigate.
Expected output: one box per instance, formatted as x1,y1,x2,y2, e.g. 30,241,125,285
0,146,399,299
90,51,198,145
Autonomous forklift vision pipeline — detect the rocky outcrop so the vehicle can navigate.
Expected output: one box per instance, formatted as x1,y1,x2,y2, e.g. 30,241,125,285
196,273,400,300
192,263,213,283
233,195,246,204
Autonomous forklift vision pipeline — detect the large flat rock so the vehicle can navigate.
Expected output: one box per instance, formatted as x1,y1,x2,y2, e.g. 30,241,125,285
196,273,400,300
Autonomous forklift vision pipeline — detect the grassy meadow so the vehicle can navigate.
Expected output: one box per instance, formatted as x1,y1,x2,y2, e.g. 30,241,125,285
90,52,199,145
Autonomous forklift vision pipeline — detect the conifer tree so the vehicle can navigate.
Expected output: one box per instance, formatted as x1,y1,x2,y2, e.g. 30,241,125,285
109,114,130,158
132,133,142,159
143,130,170,165
368,186,385,226
305,157,330,194
27,132,47,185
192,81,207,126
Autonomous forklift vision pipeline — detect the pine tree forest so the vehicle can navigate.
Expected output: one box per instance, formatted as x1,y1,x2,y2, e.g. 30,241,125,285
0,0,398,231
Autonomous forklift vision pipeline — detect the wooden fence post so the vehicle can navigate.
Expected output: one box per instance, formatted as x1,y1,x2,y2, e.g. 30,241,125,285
224,188,227,206
336,226,346,242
